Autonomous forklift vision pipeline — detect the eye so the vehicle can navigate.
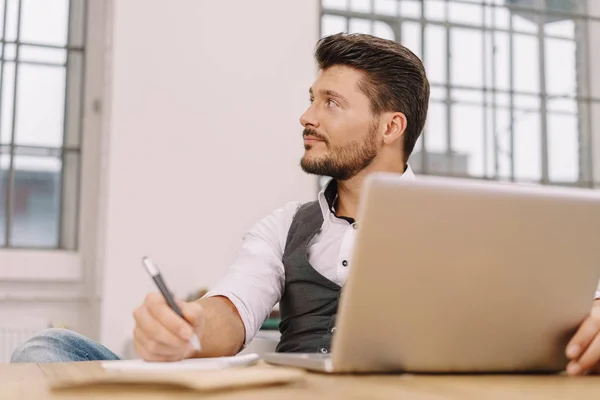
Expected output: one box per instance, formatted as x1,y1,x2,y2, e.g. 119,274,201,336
326,99,339,108
309,97,314,104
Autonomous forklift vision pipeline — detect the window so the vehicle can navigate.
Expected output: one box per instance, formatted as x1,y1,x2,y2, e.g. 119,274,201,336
0,0,86,249
320,0,600,187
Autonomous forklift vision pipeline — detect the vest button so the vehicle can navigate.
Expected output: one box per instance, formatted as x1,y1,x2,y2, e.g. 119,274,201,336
319,347,329,354
342,260,348,267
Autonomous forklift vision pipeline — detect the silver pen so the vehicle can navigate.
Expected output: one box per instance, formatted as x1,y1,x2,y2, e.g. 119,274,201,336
142,257,202,352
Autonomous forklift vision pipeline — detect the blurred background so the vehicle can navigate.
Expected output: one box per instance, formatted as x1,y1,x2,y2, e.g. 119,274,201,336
0,0,599,361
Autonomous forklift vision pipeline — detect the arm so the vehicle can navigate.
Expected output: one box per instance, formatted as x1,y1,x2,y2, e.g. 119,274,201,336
190,296,245,357
133,201,300,361
189,201,301,357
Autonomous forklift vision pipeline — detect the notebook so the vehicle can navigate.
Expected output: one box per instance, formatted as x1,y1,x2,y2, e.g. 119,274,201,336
101,353,261,372
45,357,305,393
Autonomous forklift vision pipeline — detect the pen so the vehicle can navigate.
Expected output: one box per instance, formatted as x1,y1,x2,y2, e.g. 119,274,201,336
141,256,202,352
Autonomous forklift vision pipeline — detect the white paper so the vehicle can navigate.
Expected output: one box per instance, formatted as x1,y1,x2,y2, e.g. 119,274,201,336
102,353,260,372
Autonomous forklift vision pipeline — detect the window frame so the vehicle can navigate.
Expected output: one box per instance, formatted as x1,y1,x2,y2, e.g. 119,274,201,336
0,0,107,282
320,0,600,187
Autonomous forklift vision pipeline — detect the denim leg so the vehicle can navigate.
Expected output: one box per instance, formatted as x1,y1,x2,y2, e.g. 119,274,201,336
10,328,121,363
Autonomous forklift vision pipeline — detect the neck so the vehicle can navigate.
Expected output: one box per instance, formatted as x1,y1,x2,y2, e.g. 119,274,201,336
335,156,407,220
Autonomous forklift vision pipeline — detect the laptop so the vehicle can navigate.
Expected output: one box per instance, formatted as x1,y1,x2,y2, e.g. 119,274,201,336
263,174,600,373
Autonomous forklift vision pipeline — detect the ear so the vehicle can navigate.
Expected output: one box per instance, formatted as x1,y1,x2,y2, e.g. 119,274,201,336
381,112,407,146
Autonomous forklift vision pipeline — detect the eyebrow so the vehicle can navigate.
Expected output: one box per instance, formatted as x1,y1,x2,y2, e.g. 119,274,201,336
309,88,349,105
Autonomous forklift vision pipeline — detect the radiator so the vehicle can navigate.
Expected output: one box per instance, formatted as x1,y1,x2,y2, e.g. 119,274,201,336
0,325,46,363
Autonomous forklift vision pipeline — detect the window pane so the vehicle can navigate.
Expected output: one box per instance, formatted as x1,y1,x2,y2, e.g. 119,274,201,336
424,25,444,84
451,28,483,88
350,0,371,12
15,65,66,147
452,88,483,104
492,31,509,91
322,15,347,36
4,0,19,42
374,0,397,16
493,3,510,30
448,1,483,25
545,38,575,96
513,34,539,94
373,21,395,40
399,0,421,18
547,98,576,114
513,96,541,181
4,43,16,61
425,0,445,21
511,14,539,34
452,98,485,177
544,19,574,38
323,0,348,10
401,21,421,58
493,108,511,180
548,113,578,183
1,62,16,144
425,101,447,153
430,85,445,101
349,18,371,34
514,94,539,109
20,0,69,46
9,155,61,248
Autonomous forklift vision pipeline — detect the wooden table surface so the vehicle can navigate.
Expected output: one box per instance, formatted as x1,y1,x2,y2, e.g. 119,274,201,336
2,361,600,400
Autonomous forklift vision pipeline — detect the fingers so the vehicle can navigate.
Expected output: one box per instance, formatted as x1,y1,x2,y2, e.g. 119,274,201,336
566,315,600,362
133,325,188,362
568,330,600,375
566,303,600,376
133,294,193,361
145,294,194,341
178,300,205,333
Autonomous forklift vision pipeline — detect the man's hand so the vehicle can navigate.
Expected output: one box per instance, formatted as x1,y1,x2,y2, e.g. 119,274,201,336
133,292,205,361
566,300,600,375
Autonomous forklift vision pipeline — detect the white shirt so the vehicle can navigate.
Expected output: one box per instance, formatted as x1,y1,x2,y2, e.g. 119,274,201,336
206,166,416,344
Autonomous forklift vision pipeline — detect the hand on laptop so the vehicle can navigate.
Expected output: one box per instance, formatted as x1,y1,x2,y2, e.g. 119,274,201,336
133,292,205,361
565,299,600,375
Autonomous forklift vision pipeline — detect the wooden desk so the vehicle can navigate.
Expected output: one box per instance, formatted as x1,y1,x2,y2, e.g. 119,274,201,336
2,361,600,399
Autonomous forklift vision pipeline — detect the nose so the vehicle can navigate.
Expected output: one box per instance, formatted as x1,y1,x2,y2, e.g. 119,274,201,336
300,104,319,129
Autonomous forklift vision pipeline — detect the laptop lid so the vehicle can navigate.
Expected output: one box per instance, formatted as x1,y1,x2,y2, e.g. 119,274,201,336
331,174,600,373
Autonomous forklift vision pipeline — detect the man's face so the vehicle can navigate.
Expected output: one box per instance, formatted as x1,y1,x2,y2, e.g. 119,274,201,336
300,65,380,181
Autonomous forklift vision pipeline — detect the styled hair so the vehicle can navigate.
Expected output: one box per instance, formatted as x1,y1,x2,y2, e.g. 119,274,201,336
315,33,430,161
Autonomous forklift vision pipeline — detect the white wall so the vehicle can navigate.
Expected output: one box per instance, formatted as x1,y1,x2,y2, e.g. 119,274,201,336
97,0,320,355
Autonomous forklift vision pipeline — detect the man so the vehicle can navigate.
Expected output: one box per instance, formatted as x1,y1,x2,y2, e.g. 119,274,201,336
10,33,600,375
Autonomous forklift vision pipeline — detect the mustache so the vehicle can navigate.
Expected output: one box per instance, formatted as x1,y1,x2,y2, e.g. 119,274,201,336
303,128,328,143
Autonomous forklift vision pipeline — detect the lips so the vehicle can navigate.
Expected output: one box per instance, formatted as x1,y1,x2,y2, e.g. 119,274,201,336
304,136,324,142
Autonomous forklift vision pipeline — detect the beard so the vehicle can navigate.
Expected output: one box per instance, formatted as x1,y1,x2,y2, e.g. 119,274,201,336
300,124,379,181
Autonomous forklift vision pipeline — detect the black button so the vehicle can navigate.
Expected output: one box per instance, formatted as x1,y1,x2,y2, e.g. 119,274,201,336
342,260,348,267
319,347,329,354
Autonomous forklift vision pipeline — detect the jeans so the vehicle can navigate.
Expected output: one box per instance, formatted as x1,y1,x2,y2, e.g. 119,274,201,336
10,328,121,363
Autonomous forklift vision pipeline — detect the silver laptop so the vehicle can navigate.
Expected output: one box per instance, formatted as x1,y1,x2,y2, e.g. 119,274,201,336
263,174,600,373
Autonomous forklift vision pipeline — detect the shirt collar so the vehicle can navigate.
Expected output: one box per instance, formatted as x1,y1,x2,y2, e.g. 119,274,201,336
317,164,416,222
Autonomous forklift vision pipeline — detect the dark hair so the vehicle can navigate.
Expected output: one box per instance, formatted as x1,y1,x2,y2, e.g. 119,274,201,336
315,33,430,162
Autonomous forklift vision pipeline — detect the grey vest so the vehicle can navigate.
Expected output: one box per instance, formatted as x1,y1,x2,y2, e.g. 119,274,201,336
276,201,341,353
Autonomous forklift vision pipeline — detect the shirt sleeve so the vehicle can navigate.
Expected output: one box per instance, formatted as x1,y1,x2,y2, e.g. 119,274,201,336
204,201,301,345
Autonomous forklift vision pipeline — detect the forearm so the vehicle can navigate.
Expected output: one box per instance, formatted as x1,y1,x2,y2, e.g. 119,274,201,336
189,296,245,358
